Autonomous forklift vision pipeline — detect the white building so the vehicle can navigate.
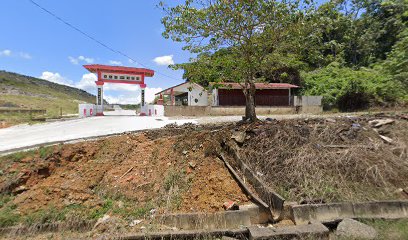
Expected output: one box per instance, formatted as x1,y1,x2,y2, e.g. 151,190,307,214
155,82,208,106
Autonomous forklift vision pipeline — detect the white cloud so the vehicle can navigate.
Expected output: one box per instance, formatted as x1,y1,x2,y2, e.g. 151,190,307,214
103,87,162,104
76,73,97,91
19,52,32,59
68,55,94,65
39,71,74,86
39,71,161,105
0,49,11,56
153,55,174,66
109,60,123,66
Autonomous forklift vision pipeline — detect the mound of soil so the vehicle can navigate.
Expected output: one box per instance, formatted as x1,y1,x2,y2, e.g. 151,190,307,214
0,125,249,218
1,113,407,233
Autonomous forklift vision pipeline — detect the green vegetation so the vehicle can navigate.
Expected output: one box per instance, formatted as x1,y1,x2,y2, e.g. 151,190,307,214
0,71,96,126
162,0,408,112
161,0,312,120
363,219,408,240
163,168,191,210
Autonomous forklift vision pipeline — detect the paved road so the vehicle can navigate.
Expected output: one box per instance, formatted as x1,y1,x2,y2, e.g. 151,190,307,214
0,113,195,154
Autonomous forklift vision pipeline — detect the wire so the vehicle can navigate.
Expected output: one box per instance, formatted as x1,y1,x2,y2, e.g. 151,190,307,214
29,0,180,81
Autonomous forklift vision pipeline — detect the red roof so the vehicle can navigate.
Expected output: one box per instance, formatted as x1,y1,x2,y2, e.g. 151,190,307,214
213,82,299,89
83,64,154,77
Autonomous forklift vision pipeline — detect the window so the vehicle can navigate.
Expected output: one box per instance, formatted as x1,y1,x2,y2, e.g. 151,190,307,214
109,75,113,79
114,76,118,79
120,76,125,80
131,77,135,80
126,76,130,80
104,75,107,78
136,76,140,81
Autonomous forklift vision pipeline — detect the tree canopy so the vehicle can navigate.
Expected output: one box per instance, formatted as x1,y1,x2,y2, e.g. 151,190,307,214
162,0,408,112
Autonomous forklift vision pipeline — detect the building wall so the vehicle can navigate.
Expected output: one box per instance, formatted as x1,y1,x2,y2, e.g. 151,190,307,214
163,105,296,117
216,89,291,106
293,96,323,113
172,83,208,106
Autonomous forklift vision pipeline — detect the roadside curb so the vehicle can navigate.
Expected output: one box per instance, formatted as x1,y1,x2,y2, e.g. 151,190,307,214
291,200,408,225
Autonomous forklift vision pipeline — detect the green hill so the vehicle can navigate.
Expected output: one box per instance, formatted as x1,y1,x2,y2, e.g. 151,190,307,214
0,70,96,126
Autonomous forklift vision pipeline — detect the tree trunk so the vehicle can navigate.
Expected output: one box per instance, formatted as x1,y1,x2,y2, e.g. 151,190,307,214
244,82,257,122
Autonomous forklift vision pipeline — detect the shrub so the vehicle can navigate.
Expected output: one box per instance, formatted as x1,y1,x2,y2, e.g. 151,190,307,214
302,63,406,111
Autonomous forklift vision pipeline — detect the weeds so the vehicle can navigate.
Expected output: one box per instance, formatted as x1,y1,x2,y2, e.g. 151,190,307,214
362,219,408,240
238,118,408,202
0,204,20,227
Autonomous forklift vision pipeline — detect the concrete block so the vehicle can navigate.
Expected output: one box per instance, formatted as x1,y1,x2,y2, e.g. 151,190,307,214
248,223,329,240
291,201,408,225
155,210,251,230
239,204,271,224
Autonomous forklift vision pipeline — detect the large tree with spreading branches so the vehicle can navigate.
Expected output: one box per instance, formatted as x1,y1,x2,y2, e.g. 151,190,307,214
160,0,313,121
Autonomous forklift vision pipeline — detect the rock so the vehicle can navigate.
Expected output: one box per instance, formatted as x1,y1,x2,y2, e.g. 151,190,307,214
149,208,157,215
368,119,395,128
12,185,29,194
336,218,378,240
231,131,246,144
93,214,126,233
129,219,142,227
93,214,111,229
352,123,361,129
325,118,336,123
379,135,393,144
188,161,196,169
223,201,239,211
182,150,188,155
221,236,239,240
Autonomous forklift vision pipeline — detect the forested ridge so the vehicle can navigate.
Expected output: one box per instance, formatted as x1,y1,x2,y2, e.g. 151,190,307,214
167,0,407,111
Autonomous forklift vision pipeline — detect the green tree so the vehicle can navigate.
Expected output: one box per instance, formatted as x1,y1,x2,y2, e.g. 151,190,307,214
160,0,312,121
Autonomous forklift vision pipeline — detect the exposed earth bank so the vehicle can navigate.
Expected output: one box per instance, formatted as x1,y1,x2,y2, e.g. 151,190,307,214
0,113,407,238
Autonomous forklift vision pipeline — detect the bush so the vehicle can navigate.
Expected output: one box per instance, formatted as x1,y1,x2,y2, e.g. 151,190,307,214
302,63,406,111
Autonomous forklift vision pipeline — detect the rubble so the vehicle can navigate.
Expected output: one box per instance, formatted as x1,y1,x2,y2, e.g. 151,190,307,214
368,118,395,128
231,131,246,144
223,201,239,211
336,218,378,240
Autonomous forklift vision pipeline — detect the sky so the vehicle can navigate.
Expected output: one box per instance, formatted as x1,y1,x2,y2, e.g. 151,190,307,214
0,0,190,104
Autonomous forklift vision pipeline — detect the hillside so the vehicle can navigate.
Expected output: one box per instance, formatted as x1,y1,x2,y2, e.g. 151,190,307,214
0,70,96,126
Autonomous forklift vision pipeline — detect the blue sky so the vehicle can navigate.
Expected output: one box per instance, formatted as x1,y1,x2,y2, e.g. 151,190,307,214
0,0,189,104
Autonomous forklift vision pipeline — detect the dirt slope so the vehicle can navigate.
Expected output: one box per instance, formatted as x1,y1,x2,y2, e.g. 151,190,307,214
0,124,249,228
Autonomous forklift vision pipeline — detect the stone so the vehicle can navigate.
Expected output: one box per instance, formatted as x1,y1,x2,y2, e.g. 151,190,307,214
379,135,393,144
223,201,239,211
231,131,246,144
368,119,395,128
93,214,111,229
188,161,196,169
222,237,239,240
129,219,142,227
182,150,188,155
336,218,378,240
248,223,329,240
12,185,29,194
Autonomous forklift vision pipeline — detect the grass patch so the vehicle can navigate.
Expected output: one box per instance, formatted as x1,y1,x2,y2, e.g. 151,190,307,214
0,204,20,227
363,219,408,240
162,168,191,211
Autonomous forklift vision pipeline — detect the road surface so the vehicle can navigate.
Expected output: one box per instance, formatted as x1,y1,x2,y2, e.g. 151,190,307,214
0,111,195,154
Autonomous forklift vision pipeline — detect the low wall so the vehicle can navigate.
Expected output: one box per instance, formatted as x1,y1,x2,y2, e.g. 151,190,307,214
154,204,270,230
291,200,408,225
163,106,295,117
211,106,295,116
0,108,46,114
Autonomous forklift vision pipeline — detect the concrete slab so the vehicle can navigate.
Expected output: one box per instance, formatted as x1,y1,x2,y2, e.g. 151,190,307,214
291,201,408,225
0,114,196,154
248,223,329,240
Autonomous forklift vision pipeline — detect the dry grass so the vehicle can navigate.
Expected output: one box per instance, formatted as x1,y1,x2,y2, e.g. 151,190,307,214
237,116,408,202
